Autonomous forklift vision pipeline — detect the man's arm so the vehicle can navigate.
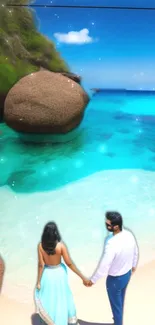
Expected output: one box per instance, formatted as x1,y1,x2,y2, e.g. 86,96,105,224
132,240,139,273
90,240,116,284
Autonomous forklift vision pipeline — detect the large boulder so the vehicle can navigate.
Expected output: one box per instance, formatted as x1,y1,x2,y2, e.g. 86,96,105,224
61,72,81,84
4,70,89,134
39,68,81,85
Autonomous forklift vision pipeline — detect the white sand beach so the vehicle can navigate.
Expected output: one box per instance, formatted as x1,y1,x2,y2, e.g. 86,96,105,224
0,169,155,324
0,261,155,325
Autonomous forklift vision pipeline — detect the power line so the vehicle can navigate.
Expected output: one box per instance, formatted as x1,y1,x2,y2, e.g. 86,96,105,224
5,4,155,11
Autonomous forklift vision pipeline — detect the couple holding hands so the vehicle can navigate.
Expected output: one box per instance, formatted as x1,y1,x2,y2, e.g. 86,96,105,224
35,212,138,325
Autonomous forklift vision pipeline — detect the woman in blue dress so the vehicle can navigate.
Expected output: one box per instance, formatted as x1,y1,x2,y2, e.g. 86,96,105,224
34,222,89,325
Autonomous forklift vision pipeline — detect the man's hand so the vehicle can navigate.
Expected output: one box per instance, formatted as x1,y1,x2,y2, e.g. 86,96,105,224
83,278,93,287
82,277,90,286
87,280,93,287
132,267,136,274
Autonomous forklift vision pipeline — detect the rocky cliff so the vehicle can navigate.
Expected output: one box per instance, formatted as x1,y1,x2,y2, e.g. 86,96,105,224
0,0,70,120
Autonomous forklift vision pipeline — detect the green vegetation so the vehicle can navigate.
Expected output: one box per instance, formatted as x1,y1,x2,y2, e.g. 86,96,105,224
0,0,69,97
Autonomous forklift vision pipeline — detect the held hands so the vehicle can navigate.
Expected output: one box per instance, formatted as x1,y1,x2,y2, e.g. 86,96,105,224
82,277,93,287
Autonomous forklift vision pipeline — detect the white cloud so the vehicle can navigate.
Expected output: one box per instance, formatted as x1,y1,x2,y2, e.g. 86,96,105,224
54,28,94,45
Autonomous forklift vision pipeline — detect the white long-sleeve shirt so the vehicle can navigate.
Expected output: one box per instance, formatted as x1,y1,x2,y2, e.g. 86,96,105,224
91,229,139,284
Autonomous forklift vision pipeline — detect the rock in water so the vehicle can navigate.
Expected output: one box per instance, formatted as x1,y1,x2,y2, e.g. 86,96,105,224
4,71,89,134
61,72,81,84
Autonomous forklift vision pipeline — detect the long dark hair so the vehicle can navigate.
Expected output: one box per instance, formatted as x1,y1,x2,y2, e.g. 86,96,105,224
41,222,61,255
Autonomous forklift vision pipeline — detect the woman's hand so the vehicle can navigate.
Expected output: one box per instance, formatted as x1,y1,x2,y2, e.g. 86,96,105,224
36,283,41,290
82,277,92,287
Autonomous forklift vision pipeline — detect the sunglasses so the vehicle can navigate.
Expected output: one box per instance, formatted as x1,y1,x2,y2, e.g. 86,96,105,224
105,222,118,227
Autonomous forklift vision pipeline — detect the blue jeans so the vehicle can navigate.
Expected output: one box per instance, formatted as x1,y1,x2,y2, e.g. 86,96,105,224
106,270,131,325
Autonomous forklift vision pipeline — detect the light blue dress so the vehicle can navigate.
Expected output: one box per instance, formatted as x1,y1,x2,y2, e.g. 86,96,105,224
34,263,78,325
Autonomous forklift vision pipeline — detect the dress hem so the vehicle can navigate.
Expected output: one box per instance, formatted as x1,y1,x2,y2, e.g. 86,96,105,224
35,296,79,325
35,296,55,325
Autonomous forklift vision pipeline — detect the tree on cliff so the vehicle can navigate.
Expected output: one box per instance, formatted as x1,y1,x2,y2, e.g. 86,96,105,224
0,0,69,118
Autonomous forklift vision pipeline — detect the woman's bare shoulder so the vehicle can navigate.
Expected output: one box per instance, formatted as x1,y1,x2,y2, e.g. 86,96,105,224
56,241,64,253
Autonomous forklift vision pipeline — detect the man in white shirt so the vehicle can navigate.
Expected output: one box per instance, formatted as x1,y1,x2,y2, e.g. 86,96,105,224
86,211,139,325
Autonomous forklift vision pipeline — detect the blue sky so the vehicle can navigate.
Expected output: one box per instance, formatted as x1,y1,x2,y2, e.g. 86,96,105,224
33,0,155,90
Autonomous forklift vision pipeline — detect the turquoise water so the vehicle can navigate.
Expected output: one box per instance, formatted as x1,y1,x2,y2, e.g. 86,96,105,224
0,90,155,302
0,90,155,193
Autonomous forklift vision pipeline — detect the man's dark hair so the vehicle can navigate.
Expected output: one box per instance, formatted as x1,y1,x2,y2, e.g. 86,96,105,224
105,211,123,230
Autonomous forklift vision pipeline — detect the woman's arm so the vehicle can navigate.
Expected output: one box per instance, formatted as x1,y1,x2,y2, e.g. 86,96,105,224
61,242,89,284
36,244,44,289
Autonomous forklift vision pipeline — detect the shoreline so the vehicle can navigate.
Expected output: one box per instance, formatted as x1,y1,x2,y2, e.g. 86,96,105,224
0,260,155,325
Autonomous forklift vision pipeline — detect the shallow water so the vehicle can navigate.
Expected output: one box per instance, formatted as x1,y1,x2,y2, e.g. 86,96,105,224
0,91,155,193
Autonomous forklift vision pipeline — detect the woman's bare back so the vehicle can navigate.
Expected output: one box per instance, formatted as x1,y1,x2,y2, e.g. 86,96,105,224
40,242,62,266
37,240,87,286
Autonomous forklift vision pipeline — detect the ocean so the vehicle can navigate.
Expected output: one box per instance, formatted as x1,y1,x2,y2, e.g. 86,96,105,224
0,90,155,303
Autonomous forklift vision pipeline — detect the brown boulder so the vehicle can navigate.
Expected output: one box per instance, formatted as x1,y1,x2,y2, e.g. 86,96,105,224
4,70,89,134
39,68,81,85
61,72,81,84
